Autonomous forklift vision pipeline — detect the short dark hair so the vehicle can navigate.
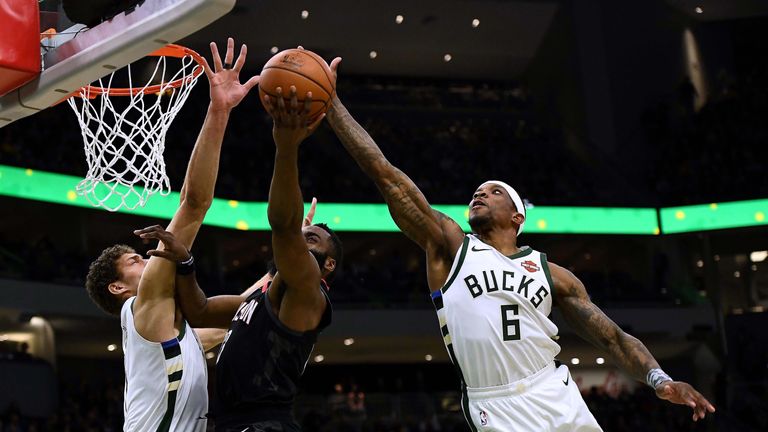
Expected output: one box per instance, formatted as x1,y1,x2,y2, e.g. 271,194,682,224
85,245,135,316
314,223,343,281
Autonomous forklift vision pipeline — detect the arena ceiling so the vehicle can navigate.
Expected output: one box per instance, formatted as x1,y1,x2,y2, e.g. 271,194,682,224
175,0,768,80
664,0,768,21
179,0,562,80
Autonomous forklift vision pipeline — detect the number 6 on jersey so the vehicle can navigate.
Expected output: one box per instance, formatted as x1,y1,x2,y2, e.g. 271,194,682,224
501,304,521,341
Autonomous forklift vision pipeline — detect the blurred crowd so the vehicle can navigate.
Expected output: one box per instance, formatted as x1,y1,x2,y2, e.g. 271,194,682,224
0,230,670,309
0,372,732,432
2,70,766,209
645,68,768,206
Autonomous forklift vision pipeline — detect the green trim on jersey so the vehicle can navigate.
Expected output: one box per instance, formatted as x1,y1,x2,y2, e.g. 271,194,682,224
506,246,533,260
440,236,470,293
178,320,186,341
157,341,183,432
541,253,555,290
461,385,478,432
155,388,178,432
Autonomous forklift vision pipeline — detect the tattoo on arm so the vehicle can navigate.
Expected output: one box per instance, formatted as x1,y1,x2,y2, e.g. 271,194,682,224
327,98,452,248
556,269,659,383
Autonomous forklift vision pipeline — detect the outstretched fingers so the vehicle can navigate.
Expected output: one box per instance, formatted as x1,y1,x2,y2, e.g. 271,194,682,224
199,55,215,81
243,74,260,92
209,41,223,72
224,37,235,68
234,43,247,72
146,249,176,260
133,225,171,242
303,197,318,227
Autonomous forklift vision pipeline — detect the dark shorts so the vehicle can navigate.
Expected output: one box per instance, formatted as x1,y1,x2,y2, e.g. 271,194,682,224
217,420,301,432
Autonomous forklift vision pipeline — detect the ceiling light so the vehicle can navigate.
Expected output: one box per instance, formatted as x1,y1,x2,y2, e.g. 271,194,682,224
750,251,767,262
714,255,720,261
695,7,703,14
30,316,45,326
314,354,324,362
443,54,452,62
696,260,703,268
596,357,605,365
571,357,580,365
301,10,309,19
270,46,279,54
343,338,355,346
472,18,480,28
395,15,404,24
369,51,378,59
425,354,433,361
752,264,758,271
107,344,117,352
205,352,215,359
734,271,741,278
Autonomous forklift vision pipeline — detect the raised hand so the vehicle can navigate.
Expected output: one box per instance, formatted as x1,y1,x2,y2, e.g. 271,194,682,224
655,381,716,421
263,86,324,147
134,225,191,263
303,197,318,227
200,37,259,112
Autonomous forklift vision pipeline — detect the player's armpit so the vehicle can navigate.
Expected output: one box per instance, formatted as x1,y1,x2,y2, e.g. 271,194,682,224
194,328,228,352
549,262,659,383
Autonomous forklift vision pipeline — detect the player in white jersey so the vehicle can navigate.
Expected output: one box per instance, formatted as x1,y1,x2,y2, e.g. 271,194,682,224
325,58,715,431
84,38,259,432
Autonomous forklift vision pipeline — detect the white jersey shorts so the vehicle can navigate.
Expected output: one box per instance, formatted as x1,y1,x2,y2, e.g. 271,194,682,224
464,363,603,432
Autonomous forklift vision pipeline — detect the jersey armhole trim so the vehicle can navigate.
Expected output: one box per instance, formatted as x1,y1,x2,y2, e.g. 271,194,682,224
127,296,186,345
541,253,555,291
440,236,470,294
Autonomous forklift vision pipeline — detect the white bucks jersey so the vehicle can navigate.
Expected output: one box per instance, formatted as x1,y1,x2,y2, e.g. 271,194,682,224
120,297,208,432
432,235,561,388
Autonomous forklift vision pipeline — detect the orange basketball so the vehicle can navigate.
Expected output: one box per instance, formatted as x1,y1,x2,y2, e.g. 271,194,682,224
259,49,335,120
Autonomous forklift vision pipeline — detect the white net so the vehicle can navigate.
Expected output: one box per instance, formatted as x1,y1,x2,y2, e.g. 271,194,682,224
67,50,202,211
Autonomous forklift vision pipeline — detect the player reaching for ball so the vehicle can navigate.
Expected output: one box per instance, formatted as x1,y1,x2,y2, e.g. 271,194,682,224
171,48,342,431
322,54,715,431
83,38,258,432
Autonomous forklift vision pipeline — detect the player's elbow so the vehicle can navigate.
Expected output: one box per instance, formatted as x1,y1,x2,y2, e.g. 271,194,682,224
267,209,301,231
181,195,213,212
367,159,396,180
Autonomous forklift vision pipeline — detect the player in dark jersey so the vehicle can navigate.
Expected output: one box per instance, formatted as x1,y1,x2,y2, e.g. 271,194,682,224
165,88,342,431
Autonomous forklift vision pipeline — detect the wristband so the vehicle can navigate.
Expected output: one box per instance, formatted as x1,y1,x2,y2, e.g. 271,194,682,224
176,254,195,275
646,368,672,389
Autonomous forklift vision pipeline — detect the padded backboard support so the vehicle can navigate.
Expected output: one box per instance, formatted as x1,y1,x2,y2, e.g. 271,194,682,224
0,1,41,97
0,0,235,126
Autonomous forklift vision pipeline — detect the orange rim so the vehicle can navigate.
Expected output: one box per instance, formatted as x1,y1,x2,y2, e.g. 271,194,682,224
75,44,205,98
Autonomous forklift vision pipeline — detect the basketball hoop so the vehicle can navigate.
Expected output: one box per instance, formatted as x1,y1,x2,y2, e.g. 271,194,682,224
67,44,205,211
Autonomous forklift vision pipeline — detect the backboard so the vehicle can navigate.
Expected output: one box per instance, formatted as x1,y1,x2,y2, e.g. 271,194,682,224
0,0,235,127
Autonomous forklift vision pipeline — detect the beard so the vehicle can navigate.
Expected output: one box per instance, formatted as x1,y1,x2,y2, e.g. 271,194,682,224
310,249,328,271
468,212,492,233
267,249,328,276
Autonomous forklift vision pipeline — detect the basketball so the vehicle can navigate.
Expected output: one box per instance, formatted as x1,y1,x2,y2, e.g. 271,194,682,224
258,48,336,120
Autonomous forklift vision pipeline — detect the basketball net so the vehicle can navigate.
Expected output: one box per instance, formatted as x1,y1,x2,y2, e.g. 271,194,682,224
67,45,204,212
